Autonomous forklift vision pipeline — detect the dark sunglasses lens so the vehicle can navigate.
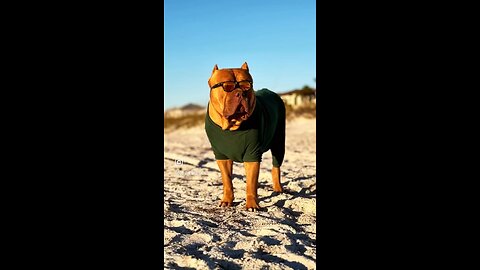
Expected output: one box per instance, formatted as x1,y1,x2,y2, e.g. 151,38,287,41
223,82,236,92
239,81,251,90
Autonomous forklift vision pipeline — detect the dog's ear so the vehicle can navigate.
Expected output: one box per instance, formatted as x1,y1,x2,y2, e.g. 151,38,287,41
241,62,249,71
212,64,218,74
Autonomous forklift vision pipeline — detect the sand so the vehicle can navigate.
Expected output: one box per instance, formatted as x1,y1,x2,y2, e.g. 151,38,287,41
164,117,316,269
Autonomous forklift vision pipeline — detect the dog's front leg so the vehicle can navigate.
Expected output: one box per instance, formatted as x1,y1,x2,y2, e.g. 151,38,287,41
217,159,234,207
244,161,260,211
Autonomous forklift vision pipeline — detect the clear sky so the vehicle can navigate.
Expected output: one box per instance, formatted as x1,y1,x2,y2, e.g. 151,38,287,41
164,0,316,110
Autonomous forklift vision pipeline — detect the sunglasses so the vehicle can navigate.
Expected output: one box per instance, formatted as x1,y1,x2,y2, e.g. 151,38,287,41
210,80,252,92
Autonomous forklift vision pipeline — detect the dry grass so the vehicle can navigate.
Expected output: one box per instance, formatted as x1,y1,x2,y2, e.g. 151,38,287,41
164,113,206,132
164,104,316,132
285,104,316,120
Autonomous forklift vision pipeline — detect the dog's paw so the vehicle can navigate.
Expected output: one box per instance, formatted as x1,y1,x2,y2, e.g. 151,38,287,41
245,197,261,212
272,186,283,193
219,201,234,207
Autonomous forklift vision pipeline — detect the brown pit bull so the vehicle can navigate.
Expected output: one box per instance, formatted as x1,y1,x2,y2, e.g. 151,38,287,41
205,62,286,211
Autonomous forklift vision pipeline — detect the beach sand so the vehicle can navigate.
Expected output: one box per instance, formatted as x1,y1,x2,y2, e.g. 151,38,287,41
164,117,316,269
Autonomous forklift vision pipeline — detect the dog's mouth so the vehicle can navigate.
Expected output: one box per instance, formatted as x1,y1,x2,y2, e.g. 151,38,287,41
227,103,249,121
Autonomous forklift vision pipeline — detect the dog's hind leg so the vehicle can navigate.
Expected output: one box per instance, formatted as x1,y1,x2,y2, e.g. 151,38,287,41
271,166,283,193
271,105,285,193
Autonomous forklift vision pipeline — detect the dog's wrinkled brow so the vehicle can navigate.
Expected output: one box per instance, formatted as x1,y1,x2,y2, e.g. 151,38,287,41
211,70,236,83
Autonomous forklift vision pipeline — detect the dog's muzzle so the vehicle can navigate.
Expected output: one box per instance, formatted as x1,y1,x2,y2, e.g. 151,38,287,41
223,92,250,120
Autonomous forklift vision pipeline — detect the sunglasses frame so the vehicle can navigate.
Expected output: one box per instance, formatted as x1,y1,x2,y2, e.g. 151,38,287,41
210,80,253,92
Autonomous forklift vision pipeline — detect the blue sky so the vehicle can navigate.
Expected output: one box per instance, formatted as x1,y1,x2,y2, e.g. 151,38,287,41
164,0,316,110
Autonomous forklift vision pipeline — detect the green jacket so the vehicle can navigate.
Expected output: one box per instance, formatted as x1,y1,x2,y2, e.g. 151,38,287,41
205,88,285,167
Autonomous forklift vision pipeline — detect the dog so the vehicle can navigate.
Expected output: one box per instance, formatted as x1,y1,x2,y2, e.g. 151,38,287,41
205,62,286,211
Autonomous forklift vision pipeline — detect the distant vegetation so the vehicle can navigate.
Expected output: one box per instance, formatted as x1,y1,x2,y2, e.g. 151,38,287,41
284,103,316,120
164,112,206,132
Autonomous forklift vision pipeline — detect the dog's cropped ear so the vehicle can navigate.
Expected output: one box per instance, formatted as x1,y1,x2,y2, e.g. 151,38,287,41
241,62,249,71
212,64,218,74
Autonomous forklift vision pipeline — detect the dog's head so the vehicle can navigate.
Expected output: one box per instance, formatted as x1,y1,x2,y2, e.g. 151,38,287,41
208,62,256,130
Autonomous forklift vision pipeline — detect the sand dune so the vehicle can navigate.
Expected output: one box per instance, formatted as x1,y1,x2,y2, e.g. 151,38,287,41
164,117,316,269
